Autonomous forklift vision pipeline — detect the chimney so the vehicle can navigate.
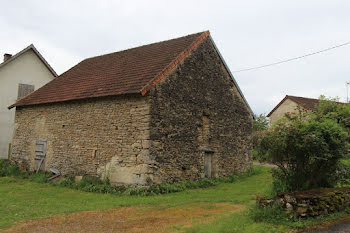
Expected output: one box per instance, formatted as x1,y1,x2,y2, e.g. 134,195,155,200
4,53,12,62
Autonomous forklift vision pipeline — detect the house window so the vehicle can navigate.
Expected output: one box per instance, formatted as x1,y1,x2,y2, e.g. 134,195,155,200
17,84,34,99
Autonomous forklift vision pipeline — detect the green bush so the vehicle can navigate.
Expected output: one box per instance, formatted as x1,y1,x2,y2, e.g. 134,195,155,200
336,160,350,187
73,176,118,194
257,105,349,192
315,96,350,132
57,176,74,187
253,114,269,131
250,204,287,225
29,173,49,183
0,159,21,177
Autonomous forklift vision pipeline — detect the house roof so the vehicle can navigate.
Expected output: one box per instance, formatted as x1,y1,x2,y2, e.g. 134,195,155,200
267,95,320,117
9,31,253,116
0,44,57,77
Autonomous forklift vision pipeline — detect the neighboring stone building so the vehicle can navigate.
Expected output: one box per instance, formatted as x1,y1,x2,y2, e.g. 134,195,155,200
9,31,254,186
0,45,57,158
267,95,320,125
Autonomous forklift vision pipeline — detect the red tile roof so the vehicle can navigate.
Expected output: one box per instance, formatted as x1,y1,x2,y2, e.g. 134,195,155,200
287,95,320,110
267,95,320,117
9,31,210,109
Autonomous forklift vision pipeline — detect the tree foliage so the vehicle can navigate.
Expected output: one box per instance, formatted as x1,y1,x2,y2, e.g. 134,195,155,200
253,114,269,131
257,97,349,193
315,95,350,132
252,114,269,151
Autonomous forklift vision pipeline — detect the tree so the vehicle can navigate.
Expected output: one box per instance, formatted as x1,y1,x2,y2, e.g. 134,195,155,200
257,102,349,193
252,114,269,155
253,114,269,131
315,96,350,133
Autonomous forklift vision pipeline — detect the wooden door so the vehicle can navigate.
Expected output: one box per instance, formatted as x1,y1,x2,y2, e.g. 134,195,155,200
34,139,47,172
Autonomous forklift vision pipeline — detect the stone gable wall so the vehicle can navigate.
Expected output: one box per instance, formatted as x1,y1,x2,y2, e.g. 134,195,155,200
149,38,253,183
10,96,154,186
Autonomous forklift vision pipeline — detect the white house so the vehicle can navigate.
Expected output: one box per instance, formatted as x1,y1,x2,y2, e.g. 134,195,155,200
0,44,57,158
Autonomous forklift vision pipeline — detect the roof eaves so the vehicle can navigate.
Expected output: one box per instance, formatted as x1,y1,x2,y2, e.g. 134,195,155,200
29,44,58,77
266,95,289,117
0,44,57,77
8,91,141,109
267,95,316,117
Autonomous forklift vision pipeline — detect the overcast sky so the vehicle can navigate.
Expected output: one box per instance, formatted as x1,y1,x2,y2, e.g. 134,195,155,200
1,0,349,114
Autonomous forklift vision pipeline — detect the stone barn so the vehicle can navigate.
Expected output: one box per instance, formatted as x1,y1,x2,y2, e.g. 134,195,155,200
9,31,254,186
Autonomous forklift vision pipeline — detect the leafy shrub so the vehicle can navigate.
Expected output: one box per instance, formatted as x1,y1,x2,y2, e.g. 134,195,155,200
336,160,350,187
29,173,49,183
57,176,74,187
71,176,119,194
250,204,287,225
0,159,21,177
253,114,269,131
315,96,350,132
257,98,349,193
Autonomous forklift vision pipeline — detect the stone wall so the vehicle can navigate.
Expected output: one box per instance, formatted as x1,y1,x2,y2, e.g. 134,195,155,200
148,37,253,184
11,95,155,186
257,188,350,217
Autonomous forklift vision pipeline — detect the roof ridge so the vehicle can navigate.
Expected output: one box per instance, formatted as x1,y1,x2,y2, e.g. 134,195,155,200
287,95,319,101
267,95,320,117
0,44,57,77
82,31,208,63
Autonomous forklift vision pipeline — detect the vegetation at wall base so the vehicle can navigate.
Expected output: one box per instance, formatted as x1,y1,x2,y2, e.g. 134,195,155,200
0,159,25,177
0,158,262,196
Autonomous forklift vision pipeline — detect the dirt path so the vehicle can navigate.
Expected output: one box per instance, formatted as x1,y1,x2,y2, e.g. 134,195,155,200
4,203,245,233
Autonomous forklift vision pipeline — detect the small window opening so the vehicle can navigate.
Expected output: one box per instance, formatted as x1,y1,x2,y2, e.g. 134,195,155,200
17,84,34,99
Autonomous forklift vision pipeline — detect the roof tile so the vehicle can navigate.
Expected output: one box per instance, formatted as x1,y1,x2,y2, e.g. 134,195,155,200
10,31,209,108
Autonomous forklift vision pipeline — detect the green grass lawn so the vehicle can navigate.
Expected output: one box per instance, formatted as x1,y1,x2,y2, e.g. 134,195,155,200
0,166,347,232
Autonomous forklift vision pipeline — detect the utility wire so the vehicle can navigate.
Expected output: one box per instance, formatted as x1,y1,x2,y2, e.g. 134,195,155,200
232,41,350,73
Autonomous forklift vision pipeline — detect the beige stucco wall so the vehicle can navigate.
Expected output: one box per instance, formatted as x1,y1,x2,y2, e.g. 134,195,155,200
269,99,300,125
0,49,55,158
